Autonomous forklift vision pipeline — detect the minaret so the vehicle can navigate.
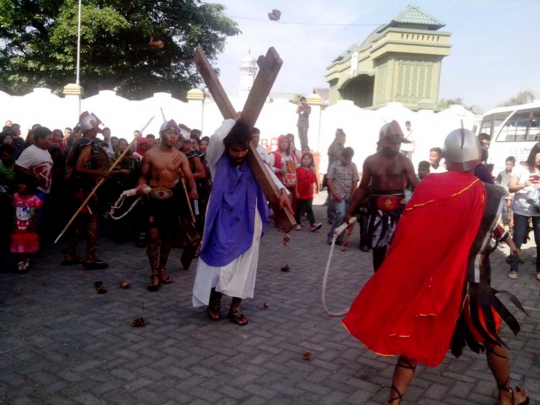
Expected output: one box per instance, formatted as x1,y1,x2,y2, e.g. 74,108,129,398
238,51,258,108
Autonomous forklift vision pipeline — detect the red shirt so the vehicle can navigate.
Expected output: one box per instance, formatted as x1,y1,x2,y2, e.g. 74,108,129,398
296,167,315,200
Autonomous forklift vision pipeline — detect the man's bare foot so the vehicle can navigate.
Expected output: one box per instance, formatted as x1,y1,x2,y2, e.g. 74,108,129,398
498,386,529,405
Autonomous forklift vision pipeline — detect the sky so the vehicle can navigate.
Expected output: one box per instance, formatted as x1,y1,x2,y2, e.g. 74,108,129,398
206,0,540,113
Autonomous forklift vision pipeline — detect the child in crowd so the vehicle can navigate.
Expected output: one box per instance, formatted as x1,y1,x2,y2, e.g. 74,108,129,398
496,156,515,189
10,175,42,273
0,145,17,192
295,152,322,232
417,160,430,181
326,147,359,245
497,156,515,229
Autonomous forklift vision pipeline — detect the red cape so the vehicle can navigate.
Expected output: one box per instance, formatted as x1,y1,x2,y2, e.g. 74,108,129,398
343,172,486,366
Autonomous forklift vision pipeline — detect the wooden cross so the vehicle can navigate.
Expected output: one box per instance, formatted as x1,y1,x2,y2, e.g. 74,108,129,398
194,47,296,233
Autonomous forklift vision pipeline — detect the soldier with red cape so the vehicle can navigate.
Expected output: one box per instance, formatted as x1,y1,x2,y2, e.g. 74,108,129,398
343,128,529,405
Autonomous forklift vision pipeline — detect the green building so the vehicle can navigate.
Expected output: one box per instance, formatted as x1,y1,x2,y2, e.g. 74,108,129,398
325,5,451,111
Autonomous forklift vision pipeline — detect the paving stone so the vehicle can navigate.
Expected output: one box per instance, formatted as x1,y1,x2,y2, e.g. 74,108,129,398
0,202,538,404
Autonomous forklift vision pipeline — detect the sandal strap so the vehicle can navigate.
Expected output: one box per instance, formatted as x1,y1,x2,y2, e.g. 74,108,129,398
388,385,403,403
487,345,508,360
397,357,416,372
230,307,244,317
497,378,511,392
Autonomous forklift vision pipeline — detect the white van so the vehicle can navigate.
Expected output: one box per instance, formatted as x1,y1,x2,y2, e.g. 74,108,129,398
475,102,540,176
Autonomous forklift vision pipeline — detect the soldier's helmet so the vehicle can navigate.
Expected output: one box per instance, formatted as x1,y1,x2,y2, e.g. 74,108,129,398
443,128,482,171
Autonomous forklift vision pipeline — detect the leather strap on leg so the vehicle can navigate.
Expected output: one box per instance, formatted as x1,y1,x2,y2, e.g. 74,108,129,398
388,385,403,403
487,344,508,360
396,357,417,372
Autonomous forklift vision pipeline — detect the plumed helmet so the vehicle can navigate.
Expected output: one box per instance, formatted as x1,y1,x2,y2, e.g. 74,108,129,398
443,127,482,171
378,120,410,144
159,119,180,135
79,112,103,133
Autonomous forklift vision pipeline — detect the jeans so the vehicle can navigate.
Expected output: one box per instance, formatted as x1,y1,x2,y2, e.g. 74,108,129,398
295,198,315,225
326,195,335,224
298,127,309,150
510,213,540,273
327,197,349,243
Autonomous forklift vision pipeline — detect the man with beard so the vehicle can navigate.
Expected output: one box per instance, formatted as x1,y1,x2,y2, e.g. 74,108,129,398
192,114,292,325
345,121,417,271
137,120,198,291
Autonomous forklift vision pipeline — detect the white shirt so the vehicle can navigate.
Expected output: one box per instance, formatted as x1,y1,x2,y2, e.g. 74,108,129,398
401,129,414,152
16,145,53,194
256,145,268,163
511,164,540,217
429,163,447,174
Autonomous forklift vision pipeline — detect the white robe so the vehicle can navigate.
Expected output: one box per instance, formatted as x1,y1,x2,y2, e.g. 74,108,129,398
192,119,286,307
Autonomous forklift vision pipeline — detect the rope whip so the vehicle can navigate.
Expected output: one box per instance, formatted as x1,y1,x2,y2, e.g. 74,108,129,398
109,186,151,220
322,217,357,317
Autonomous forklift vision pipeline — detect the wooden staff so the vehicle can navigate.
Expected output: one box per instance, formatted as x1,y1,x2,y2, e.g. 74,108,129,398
179,178,196,223
179,178,201,270
54,117,154,244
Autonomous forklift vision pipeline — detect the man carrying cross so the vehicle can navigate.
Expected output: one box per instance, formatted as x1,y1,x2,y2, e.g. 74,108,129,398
192,113,292,325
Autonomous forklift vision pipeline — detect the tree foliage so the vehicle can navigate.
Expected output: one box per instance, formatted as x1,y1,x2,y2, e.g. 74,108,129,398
0,0,240,99
438,98,482,114
500,90,535,107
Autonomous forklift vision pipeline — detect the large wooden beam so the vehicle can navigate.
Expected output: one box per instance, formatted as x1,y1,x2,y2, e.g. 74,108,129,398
193,49,235,119
241,47,282,130
194,47,295,232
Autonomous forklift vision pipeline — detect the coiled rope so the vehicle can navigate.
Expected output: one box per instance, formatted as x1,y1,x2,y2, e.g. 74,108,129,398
110,186,151,220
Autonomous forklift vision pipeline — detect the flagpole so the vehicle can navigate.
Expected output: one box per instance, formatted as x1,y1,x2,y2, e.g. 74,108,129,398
76,0,82,85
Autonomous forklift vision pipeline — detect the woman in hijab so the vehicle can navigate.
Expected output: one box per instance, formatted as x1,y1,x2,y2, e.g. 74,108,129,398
133,137,150,161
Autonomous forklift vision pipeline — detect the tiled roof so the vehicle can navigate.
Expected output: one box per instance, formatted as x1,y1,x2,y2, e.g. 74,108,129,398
327,5,445,69
391,5,445,28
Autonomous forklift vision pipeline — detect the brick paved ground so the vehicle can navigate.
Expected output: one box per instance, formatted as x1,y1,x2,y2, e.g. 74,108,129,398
0,199,539,404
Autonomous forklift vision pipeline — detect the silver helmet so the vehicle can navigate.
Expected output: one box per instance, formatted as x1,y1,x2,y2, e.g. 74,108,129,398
443,128,482,171
159,119,180,135
79,112,103,133
378,120,410,144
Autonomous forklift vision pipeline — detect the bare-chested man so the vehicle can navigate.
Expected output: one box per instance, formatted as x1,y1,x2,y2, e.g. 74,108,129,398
345,121,417,271
63,113,111,269
137,120,198,291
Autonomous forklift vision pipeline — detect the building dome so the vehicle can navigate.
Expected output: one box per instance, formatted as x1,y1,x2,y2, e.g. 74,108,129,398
241,52,256,68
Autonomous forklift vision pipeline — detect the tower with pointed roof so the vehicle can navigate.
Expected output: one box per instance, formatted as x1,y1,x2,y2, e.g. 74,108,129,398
239,51,258,108
325,5,451,110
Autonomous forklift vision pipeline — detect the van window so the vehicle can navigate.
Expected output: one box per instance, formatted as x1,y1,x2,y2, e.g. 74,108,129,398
498,111,530,141
526,110,540,141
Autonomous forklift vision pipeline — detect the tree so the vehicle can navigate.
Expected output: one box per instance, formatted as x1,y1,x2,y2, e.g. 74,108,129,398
438,98,482,114
500,90,535,107
0,0,240,99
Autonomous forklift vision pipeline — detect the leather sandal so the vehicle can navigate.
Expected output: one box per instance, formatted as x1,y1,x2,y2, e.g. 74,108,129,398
147,272,160,291
82,260,108,270
61,256,83,266
228,308,248,326
157,269,173,284
207,304,221,321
